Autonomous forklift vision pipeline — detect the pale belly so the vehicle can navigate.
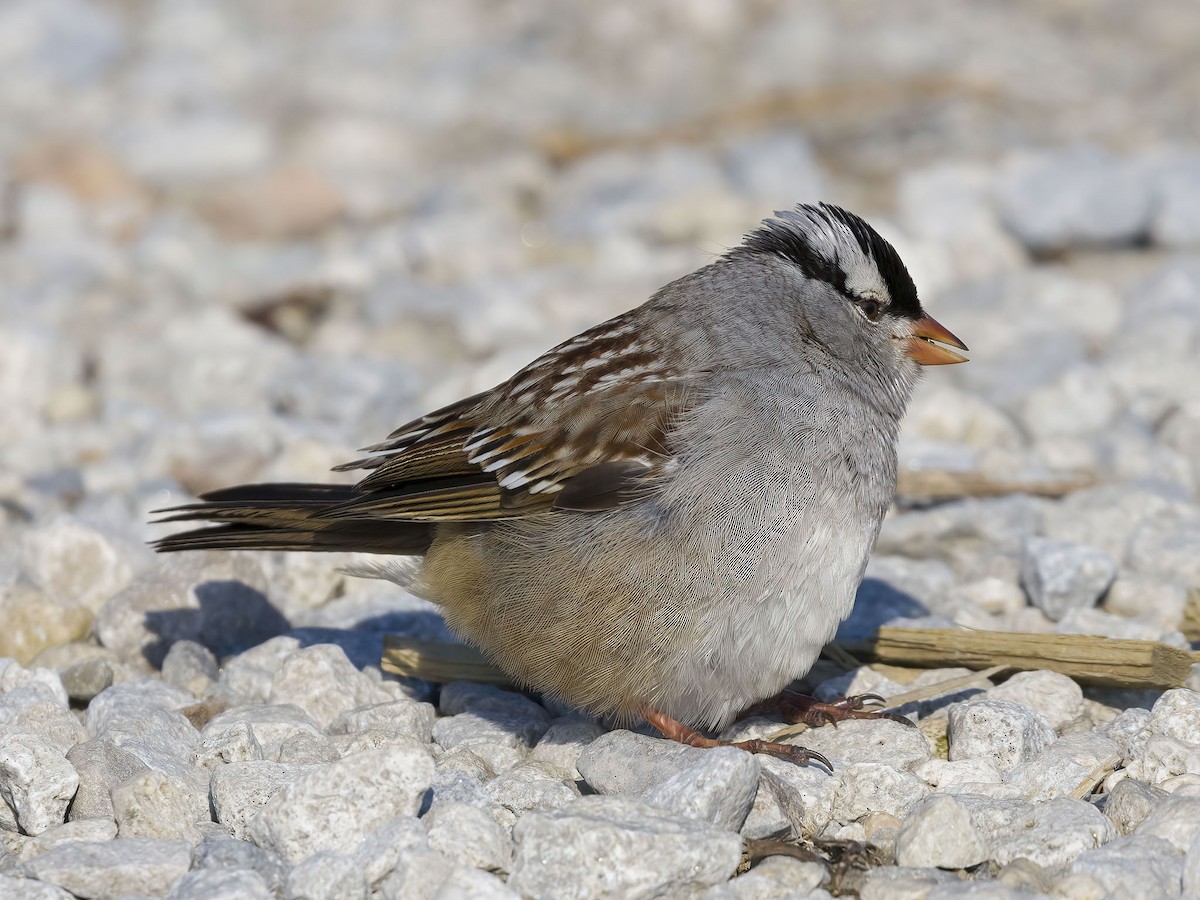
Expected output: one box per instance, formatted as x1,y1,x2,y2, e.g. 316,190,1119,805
652,510,875,731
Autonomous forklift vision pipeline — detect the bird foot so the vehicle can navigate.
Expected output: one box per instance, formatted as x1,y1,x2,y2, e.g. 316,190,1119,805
743,689,914,729
643,707,833,771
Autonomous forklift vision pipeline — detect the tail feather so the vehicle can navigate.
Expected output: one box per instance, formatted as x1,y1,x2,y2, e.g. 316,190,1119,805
151,482,433,556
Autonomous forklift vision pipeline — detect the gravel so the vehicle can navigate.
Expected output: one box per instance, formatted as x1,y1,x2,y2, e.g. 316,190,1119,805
3,0,1200,895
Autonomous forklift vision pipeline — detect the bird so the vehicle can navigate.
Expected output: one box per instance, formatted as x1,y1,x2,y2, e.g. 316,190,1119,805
154,203,967,767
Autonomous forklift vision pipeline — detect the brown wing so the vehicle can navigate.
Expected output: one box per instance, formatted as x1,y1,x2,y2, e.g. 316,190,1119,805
326,314,687,521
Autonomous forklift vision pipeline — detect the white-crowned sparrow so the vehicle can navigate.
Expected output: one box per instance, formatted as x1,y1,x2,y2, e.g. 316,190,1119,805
156,203,967,766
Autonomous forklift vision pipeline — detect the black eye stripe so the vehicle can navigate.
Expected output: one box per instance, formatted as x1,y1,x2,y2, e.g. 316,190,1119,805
737,203,922,321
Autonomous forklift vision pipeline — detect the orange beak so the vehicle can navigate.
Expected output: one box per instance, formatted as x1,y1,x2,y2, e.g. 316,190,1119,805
905,314,969,366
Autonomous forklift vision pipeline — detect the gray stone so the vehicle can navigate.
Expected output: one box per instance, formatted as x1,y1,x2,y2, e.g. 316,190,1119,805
248,743,433,862
484,761,582,830
60,657,115,704
425,801,513,873
1104,706,1151,759
66,739,151,821
191,835,290,895
717,856,828,899
15,818,117,863
0,696,86,756
112,769,202,843
285,850,366,900
192,721,264,771
218,637,301,706
161,640,219,698
0,873,75,899
897,794,1115,869
379,849,518,899
860,866,961,900
167,867,274,900
529,717,606,780
432,682,552,752
1105,776,1169,834
202,705,323,762
995,146,1154,252
988,670,1084,731
1147,688,1200,745
1020,536,1116,621
639,746,759,833
915,758,1006,795
0,732,78,835
349,816,428,889
756,755,837,837
508,796,743,899
328,699,436,745
19,517,133,614
1136,793,1200,852
782,718,931,772
990,797,1118,868
829,762,931,823
894,794,991,869
1185,832,1200,897
1125,733,1200,785
20,837,191,899
267,644,395,729
1067,834,1184,899
1152,155,1200,247
576,730,706,796
1003,732,1122,802
210,761,302,840
948,699,1056,772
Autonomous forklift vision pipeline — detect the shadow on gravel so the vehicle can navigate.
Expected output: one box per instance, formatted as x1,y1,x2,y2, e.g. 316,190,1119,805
142,579,291,668
836,577,929,642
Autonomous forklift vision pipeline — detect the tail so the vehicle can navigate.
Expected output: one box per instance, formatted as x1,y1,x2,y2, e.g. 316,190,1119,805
151,483,434,555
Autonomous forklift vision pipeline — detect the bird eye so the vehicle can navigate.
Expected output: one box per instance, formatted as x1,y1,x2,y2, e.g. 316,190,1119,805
855,296,884,321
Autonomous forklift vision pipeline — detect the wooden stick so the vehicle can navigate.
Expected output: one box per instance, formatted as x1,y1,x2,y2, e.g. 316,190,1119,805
848,627,1195,689
895,469,1096,503
382,627,1196,692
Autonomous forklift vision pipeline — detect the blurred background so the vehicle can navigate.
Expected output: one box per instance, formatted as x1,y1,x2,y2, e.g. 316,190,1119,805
2,0,1200,656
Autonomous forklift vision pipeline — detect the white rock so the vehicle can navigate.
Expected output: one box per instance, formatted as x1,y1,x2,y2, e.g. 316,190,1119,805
1126,734,1200,785
248,742,434,863
0,732,78,835
988,670,1083,731
112,769,202,843
209,761,303,840
1070,835,1180,897
1020,536,1116,621
894,794,991,868
529,717,606,780
286,850,367,900
19,518,133,614
829,762,931,823
20,837,191,899
576,730,706,795
1104,776,1169,834
267,644,395,729
202,705,324,762
349,816,428,890
1136,793,1200,852
425,801,513,873
639,746,759,832
1147,688,1200,745
1004,732,1122,802
947,699,1056,772
784,718,932,772
484,761,581,830
66,739,151,821
507,796,742,899
166,867,274,900
328,699,436,745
